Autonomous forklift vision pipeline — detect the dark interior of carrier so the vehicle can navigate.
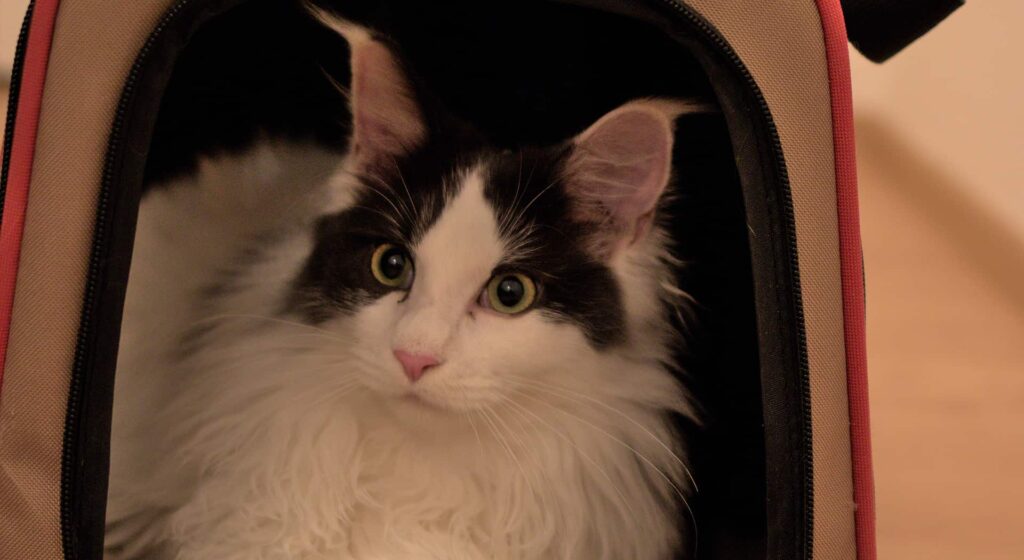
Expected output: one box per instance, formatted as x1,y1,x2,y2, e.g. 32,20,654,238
77,0,809,558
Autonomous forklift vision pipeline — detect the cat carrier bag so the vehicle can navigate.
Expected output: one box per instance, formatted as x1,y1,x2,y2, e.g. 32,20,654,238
1,0,960,558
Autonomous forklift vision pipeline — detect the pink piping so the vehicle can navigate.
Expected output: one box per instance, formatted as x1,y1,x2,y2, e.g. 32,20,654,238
814,1,877,558
0,0,62,395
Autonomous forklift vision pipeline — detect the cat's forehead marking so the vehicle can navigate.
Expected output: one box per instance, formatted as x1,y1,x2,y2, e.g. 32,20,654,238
413,165,504,298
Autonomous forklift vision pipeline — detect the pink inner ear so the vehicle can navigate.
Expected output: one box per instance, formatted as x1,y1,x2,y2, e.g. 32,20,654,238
569,103,676,245
313,11,426,169
350,40,426,167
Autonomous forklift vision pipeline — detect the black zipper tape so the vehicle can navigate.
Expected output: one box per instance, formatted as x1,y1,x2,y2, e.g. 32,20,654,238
650,2,814,558
60,2,197,556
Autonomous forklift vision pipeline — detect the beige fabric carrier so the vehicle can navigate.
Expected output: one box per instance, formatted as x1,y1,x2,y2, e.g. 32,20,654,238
0,0,961,558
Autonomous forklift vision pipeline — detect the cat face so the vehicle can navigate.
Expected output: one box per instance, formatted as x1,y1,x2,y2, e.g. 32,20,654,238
290,12,689,424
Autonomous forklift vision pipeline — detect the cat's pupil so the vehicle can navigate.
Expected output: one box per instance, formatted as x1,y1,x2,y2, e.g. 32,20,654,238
497,276,525,306
381,249,407,279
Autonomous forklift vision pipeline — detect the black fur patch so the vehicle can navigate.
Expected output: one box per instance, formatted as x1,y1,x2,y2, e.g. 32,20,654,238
482,149,626,348
288,111,486,321
288,88,626,347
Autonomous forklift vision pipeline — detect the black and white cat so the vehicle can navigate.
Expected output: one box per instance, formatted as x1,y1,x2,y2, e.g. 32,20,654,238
106,11,698,560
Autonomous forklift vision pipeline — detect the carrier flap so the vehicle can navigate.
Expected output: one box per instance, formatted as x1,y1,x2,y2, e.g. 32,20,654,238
840,0,964,62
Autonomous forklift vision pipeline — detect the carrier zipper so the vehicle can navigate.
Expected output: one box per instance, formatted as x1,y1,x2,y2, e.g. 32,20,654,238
648,1,815,558
0,0,36,220
60,2,194,557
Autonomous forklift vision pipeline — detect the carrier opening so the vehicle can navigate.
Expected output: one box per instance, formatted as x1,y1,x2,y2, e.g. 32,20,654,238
72,1,808,558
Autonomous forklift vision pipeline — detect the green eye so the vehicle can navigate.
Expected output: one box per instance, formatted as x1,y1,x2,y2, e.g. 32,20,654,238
485,273,537,315
371,244,413,288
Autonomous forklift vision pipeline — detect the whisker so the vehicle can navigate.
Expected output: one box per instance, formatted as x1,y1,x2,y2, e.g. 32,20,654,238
511,178,559,230
507,386,698,545
389,154,419,225
299,381,362,408
499,151,526,234
187,313,345,340
484,403,544,506
361,182,407,222
477,406,536,531
494,393,642,528
348,204,404,232
188,360,357,389
464,409,485,457
504,374,697,491
502,157,539,233
255,332,349,347
330,166,409,225
480,406,532,491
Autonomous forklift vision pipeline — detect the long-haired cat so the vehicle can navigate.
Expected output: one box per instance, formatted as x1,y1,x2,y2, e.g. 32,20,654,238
106,11,698,560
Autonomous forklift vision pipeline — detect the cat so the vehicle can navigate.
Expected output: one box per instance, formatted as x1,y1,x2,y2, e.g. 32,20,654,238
105,10,698,560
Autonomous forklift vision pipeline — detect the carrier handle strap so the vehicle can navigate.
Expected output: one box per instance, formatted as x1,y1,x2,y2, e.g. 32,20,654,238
840,0,965,62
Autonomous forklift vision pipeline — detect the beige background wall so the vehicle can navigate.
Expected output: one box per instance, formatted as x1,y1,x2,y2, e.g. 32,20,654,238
0,1,24,78
851,1,1024,558
1,1,1022,558
852,0,1024,248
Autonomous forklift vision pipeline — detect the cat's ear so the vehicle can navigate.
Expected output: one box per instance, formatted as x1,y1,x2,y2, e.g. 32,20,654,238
311,8,426,170
563,99,697,257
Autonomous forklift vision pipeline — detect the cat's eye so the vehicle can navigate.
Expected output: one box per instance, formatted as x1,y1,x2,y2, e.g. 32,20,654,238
482,273,537,315
371,243,413,288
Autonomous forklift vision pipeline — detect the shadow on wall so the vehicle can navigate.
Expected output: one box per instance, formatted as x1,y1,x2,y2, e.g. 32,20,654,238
855,114,1024,313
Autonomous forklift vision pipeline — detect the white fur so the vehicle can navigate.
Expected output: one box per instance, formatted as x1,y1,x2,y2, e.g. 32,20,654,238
107,141,694,559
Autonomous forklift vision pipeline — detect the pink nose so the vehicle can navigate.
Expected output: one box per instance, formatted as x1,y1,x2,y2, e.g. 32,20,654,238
393,350,440,382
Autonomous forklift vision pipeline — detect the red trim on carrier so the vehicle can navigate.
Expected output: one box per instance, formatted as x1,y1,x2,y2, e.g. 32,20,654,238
815,1,877,558
0,0,61,394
